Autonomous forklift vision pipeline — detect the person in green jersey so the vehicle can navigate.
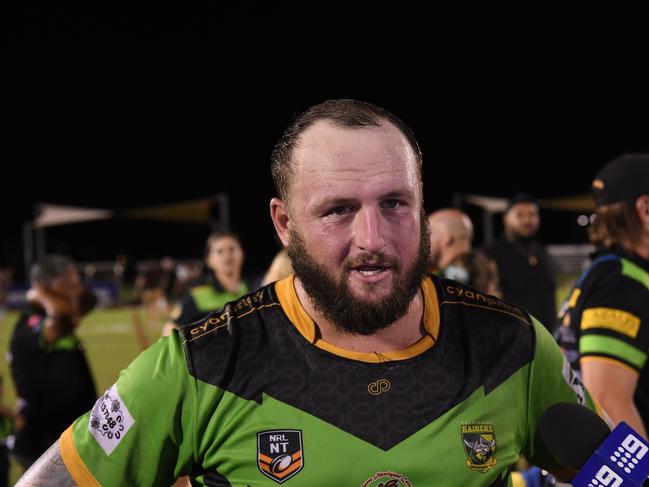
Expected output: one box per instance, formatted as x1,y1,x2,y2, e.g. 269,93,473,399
18,99,597,487
556,153,649,438
162,231,248,336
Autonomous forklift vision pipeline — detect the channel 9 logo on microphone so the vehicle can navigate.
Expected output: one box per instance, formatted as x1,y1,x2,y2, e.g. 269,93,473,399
589,465,623,487
579,430,649,487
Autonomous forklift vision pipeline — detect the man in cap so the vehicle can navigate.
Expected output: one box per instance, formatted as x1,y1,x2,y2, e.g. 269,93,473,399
555,153,649,437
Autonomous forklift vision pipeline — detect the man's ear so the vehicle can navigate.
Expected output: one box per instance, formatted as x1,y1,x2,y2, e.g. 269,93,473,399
270,197,290,247
636,195,649,226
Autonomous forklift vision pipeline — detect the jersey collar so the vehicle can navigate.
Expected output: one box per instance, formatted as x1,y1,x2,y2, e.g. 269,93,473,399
274,274,440,363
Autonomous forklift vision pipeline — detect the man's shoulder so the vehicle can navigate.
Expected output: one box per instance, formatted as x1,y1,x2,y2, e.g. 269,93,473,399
434,275,532,326
175,284,289,396
179,284,281,343
579,253,630,291
429,275,537,395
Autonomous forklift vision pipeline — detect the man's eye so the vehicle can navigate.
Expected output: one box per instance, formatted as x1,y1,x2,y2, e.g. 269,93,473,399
382,199,401,209
328,206,351,216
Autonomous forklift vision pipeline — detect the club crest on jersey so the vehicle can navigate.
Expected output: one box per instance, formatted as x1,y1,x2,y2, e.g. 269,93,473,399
257,429,304,483
360,471,413,487
461,422,497,473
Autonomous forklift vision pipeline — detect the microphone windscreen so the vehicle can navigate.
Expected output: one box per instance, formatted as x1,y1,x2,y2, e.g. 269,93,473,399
539,402,610,469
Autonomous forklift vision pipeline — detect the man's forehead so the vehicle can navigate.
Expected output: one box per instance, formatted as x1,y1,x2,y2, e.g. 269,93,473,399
291,120,417,172
297,119,403,147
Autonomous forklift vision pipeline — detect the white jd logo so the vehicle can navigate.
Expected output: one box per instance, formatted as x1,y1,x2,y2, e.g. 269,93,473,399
591,465,623,487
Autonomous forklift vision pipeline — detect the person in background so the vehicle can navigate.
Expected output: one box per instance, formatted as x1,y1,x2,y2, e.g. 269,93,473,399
556,153,649,438
18,99,595,486
8,255,97,472
428,208,500,295
163,231,248,335
482,193,556,330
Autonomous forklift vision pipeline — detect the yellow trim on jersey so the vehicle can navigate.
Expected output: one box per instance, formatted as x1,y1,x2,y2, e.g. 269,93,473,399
275,275,317,343
511,472,525,487
568,288,581,308
580,355,640,376
60,425,101,487
581,307,641,338
274,275,440,363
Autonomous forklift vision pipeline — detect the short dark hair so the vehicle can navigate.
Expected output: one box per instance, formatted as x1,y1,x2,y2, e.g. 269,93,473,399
506,193,537,213
270,99,423,202
29,255,76,284
588,201,643,248
204,231,242,258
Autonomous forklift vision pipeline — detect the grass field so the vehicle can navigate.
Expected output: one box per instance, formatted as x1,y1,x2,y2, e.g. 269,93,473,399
0,305,166,485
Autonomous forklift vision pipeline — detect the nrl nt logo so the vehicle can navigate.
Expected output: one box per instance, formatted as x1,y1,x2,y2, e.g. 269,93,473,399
257,429,304,483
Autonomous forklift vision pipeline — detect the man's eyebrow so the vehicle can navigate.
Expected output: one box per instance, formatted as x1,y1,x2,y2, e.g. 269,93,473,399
381,189,413,199
312,196,358,210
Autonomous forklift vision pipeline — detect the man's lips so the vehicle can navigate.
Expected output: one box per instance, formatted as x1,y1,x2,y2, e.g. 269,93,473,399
352,265,388,276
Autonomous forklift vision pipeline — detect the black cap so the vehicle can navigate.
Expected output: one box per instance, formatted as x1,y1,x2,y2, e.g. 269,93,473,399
593,153,649,207
506,193,537,213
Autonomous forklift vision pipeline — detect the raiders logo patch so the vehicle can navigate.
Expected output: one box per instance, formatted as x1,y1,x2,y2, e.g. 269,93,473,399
461,422,497,473
257,429,304,483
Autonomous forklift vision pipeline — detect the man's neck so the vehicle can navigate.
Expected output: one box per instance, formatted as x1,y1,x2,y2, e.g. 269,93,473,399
293,277,425,353
505,231,535,247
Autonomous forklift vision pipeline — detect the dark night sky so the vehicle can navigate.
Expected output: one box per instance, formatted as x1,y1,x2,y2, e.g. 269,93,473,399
3,8,649,279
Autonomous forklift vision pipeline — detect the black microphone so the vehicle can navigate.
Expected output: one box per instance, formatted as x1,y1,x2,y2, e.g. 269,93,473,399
539,402,649,486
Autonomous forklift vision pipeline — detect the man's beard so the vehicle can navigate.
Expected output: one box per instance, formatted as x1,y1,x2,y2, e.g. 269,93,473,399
287,213,431,336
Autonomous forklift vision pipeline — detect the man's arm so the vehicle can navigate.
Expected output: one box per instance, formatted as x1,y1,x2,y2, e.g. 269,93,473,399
15,440,76,487
581,357,648,438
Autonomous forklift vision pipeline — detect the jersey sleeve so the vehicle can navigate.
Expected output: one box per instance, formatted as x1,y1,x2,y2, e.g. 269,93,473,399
577,263,649,372
60,331,197,487
523,316,597,468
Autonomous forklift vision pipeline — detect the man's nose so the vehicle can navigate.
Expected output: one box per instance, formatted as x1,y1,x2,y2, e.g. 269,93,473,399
353,207,386,253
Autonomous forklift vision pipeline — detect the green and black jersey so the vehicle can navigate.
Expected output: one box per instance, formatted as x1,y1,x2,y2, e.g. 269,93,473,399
555,246,649,430
62,275,594,486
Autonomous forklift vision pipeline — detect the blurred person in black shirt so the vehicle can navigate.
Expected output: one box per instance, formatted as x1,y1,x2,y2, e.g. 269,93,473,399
482,194,556,329
7,255,97,471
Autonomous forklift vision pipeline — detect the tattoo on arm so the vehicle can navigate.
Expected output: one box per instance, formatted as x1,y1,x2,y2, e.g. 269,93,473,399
15,440,77,487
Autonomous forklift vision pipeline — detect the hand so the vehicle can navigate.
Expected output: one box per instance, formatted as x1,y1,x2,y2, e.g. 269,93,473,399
14,413,25,431
27,284,81,341
27,284,80,321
